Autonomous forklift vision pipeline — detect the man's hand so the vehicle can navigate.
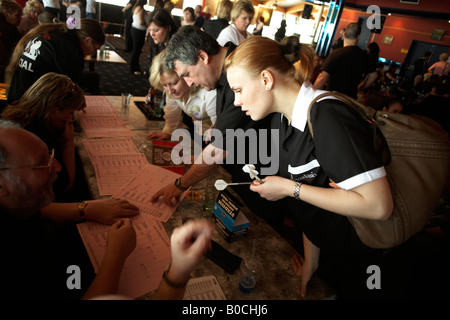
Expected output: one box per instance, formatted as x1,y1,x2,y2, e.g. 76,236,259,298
151,183,184,206
147,131,171,140
168,219,215,285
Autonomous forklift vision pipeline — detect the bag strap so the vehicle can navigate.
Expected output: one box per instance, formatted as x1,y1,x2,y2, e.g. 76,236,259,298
306,91,376,139
307,91,391,165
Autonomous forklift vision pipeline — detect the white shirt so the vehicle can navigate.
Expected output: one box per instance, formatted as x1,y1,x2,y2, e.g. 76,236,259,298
86,0,96,14
216,24,250,46
43,0,60,9
162,88,217,135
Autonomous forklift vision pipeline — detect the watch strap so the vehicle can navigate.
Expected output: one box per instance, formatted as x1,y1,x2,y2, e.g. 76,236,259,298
174,177,188,191
162,263,189,288
78,201,88,221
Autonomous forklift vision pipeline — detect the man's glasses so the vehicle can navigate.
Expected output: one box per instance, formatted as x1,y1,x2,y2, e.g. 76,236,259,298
0,149,55,174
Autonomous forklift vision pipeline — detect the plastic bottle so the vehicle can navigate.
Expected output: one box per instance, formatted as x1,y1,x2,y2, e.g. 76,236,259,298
146,87,156,105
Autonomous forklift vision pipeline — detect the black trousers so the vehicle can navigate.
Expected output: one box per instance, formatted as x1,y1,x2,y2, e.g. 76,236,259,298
129,27,146,73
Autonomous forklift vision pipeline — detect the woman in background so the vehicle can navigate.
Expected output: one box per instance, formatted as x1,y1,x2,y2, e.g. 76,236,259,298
181,7,195,26
201,0,232,39
145,8,178,75
17,0,44,35
428,52,450,78
6,18,104,104
129,0,147,75
216,0,254,46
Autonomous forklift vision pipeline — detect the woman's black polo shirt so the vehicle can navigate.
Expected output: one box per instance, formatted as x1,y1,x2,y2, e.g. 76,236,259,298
271,83,386,252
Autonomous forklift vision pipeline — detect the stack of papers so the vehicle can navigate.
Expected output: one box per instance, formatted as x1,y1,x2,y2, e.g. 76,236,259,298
77,96,132,138
77,97,176,298
77,96,225,299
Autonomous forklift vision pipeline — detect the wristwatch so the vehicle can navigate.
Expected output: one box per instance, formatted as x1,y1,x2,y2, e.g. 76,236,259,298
174,177,188,191
293,181,303,200
78,201,88,221
162,263,189,288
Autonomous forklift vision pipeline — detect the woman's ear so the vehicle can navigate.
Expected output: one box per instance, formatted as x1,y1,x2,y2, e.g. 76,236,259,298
260,70,274,90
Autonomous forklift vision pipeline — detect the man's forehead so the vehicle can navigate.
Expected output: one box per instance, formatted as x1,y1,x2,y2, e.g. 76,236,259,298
173,60,194,71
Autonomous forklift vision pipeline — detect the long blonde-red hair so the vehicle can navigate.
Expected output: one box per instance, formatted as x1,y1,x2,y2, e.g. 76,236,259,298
224,35,315,85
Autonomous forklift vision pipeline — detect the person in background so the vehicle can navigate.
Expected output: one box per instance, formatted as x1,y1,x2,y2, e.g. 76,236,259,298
252,16,264,36
0,0,22,82
38,11,59,23
407,80,450,134
6,18,105,104
181,6,195,26
313,22,377,99
310,54,321,83
202,5,212,21
384,64,398,86
223,36,403,299
147,49,216,141
145,8,178,76
428,52,450,78
122,0,136,52
358,42,380,95
412,51,431,87
86,0,96,19
42,0,60,18
382,98,404,114
274,19,286,42
331,28,344,51
194,4,205,28
201,0,232,40
17,0,43,35
0,119,214,300
216,0,254,46
129,0,147,75
163,0,179,28
367,42,379,66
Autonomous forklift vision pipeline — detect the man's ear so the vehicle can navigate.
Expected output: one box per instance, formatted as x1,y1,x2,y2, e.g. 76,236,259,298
198,50,209,65
260,70,274,90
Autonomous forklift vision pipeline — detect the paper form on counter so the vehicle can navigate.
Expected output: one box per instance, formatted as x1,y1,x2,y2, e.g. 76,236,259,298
83,96,117,114
77,213,171,298
77,113,133,138
183,276,227,300
82,137,140,158
90,153,148,196
112,163,188,222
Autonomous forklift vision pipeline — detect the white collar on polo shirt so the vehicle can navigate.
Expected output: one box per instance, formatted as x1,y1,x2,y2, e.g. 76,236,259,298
288,81,337,131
